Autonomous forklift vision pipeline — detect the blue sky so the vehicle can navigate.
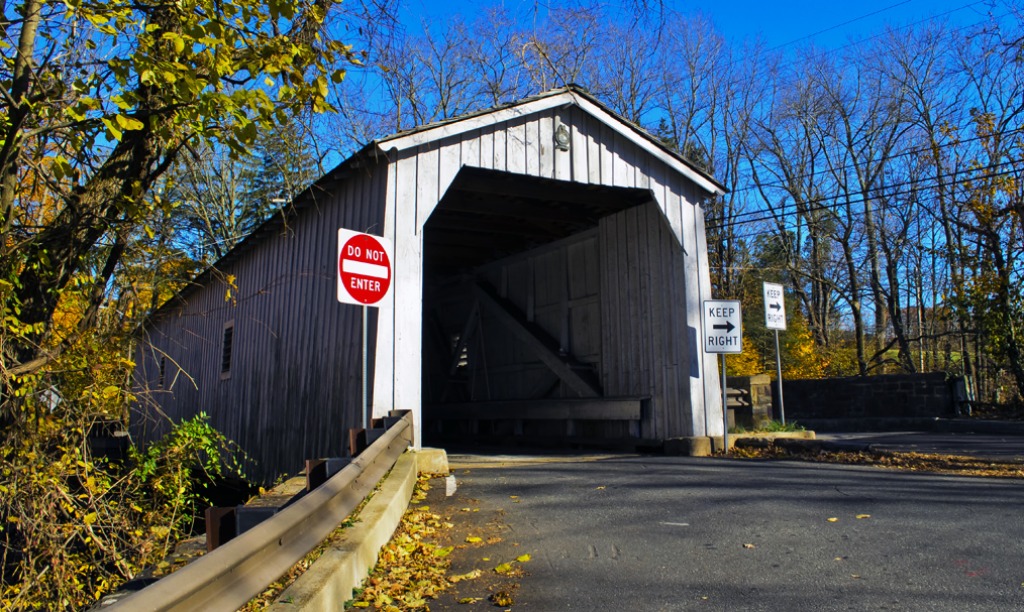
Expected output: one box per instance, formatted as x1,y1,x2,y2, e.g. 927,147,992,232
399,0,1005,54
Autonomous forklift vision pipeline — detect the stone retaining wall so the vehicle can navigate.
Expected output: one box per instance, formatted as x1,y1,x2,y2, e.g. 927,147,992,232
779,372,964,421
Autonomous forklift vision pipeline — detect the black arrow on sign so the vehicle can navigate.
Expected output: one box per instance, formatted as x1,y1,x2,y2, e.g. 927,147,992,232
769,302,782,311
713,321,735,333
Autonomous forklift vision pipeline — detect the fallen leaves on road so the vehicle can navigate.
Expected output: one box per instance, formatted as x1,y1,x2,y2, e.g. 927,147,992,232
731,445,1024,479
450,569,484,583
345,475,453,610
490,589,515,606
346,473,533,610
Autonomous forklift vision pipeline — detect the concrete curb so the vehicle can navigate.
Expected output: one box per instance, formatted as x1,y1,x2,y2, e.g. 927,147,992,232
266,449,448,611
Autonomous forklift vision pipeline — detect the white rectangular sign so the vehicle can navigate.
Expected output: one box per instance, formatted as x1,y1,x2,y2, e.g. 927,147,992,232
702,300,743,354
763,282,787,331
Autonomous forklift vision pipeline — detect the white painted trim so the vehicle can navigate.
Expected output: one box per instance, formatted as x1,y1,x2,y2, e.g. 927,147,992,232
380,95,571,151
571,96,725,196
376,90,725,197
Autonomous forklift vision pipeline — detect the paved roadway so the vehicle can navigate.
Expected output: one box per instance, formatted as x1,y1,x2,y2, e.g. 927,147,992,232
435,452,1024,611
816,431,1024,462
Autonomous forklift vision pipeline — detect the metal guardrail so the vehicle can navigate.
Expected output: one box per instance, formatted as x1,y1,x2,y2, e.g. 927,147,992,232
107,412,414,612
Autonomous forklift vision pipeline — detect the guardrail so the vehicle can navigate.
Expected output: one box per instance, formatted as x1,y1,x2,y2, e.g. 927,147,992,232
106,411,414,612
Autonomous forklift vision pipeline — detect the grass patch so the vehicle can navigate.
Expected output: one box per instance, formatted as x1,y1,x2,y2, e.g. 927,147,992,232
729,420,806,434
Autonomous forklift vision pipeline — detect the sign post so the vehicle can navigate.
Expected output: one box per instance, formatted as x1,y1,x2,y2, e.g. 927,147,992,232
762,282,787,425
703,300,743,452
338,229,393,432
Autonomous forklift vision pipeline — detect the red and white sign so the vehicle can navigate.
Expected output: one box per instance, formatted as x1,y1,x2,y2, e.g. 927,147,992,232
337,229,393,306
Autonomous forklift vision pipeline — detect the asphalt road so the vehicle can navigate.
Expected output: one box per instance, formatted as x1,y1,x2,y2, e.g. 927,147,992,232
816,431,1024,462
434,453,1024,611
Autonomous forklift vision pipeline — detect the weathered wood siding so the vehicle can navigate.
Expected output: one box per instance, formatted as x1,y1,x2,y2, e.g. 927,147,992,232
599,203,702,439
473,230,602,402
137,90,724,481
135,159,389,483
376,102,722,441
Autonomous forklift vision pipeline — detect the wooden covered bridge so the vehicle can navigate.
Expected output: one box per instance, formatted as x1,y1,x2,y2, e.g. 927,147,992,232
134,86,726,481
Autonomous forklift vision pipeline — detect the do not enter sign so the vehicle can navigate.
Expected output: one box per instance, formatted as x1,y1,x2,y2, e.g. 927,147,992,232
337,229,393,306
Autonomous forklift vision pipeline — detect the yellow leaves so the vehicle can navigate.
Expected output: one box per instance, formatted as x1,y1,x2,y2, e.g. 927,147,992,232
458,596,483,604
826,517,839,523
465,536,483,544
83,512,98,525
224,274,238,303
150,525,170,538
450,569,483,583
101,117,123,141
494,554,530,575
346,489,452,610
162,32,186,55
115,114,144,131
856,514,871,520
490,590,514,606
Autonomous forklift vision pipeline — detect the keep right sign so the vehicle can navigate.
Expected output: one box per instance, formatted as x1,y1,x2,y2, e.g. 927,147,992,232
763,282,787,330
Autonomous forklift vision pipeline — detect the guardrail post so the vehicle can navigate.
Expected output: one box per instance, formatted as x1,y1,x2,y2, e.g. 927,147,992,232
305,459,328,491
348,427,367,457
205,508,236,552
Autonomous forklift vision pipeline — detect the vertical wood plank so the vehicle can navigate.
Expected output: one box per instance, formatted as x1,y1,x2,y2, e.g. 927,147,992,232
554,110,572,182
507,120,526,174
539,111,555,179
372,155,404,422
599,121,613,185
525,117,540,177
462,130,481,169
478,127,494,171
587,115,602,185
569,107,588,183
493,126,507,172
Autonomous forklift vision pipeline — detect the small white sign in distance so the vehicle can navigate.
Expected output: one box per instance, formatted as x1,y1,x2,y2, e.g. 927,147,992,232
763,282,787,331
702,299,743,354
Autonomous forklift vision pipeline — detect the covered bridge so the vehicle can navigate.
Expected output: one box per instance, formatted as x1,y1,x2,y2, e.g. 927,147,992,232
134,86,726,481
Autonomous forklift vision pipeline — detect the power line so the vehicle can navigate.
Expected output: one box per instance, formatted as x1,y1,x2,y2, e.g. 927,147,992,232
711,153,1023,230
706,161,1022,236
741,1,1000,84
723,125,1024,201
764,0,914,53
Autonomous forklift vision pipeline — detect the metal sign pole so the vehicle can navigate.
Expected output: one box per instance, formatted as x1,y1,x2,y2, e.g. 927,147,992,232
362,305,368,430
721,353,728,453
774,329,786,425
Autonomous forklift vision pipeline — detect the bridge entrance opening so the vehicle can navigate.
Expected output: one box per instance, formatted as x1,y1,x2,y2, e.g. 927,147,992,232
420,167,654,451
